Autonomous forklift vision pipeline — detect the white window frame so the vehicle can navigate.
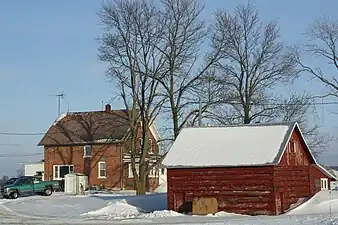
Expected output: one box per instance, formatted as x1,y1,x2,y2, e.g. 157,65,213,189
98,161,106,178
83,145,92,158
139,138,143,153
148,166,157,178
288,141,296,153
321,178,329,190
128,163,139,178
53,165,74,180
149,138,153,154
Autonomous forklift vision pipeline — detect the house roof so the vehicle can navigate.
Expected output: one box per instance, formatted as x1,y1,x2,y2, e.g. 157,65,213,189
38,108,130,146
162,122,336,179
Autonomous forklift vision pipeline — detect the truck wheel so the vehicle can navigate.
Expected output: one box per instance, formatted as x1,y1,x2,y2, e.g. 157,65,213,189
44,187,53,196
10,191,18,199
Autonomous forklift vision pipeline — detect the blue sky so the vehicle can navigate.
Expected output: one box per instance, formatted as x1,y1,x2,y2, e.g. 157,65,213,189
0,0,337,177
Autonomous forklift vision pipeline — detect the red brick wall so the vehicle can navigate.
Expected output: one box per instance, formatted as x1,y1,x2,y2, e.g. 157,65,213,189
44,144,123,189
44,124,159,191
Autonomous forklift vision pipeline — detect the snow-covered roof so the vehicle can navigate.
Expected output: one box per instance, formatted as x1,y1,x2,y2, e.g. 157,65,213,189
163,122,320,168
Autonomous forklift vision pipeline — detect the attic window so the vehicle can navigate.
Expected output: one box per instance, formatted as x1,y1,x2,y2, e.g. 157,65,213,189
83,145,92,158
289,141,296,153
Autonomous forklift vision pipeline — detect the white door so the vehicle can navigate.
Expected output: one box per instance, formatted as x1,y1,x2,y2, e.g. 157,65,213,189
321,178,329,190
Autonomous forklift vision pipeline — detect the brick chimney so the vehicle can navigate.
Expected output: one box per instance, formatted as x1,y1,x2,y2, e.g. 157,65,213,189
105,104,111,112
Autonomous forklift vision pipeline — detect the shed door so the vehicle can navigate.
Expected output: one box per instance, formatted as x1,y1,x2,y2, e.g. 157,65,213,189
321,178,328,190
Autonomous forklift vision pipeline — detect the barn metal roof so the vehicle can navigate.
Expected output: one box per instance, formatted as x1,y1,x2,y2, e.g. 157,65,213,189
162,122,336,179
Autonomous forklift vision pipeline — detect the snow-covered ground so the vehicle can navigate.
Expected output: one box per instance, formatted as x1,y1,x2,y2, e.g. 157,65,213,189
1,191,338,224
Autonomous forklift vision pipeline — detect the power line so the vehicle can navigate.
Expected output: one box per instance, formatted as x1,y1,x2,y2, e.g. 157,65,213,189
0,153,43,158
0,100,337,137
0,144,21,146
0,132,44,136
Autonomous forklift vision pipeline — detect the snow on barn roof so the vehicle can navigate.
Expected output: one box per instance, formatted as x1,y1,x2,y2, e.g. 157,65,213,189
163,122,332,173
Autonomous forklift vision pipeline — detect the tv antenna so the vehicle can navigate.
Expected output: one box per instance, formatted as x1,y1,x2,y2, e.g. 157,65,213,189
49,91,65,117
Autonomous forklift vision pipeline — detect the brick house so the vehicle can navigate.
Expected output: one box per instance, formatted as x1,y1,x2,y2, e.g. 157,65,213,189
38,104,161,191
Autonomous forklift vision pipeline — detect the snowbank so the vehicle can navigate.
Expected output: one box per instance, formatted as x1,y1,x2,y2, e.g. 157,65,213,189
81,193,168,219
81,199,142,219
288,190,338,215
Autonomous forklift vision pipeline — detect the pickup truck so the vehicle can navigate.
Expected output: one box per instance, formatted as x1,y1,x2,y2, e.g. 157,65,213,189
0,176,60,199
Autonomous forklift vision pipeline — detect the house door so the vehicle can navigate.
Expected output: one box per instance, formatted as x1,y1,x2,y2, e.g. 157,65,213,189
321,178,329,190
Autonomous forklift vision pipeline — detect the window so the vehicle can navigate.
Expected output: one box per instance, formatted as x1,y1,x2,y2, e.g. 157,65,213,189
22,177,33,185
53,165,74,180
128,163,139,178
289,141,296,153
149,139,153,154
149,166,157,178
98,162,106,178
161,168,165,175
139,138,143,153
83,145,92,158
321,178,329,190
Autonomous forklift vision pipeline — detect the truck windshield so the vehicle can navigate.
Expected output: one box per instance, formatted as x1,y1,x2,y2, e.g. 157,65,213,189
12,178,25,186
5,178,17,185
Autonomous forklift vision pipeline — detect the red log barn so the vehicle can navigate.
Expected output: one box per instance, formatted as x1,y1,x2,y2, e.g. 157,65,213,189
162,122,336,216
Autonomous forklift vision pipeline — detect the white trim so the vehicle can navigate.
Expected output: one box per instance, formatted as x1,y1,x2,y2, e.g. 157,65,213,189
83,145,92,158
275,123,336,180
148,166,158,178
128,163,139,178
149,123,160,142
98,161,106,178
321,178,329,190
53,165,74,180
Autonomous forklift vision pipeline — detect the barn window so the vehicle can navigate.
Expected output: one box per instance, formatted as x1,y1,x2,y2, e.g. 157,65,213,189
321,178,328,190
289,141,296,153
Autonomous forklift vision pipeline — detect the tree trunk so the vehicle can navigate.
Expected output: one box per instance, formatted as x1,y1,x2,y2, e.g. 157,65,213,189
136,176,147,195
244,104,251,124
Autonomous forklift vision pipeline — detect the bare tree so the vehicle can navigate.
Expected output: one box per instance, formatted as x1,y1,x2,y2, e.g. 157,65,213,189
99,0,165,195
16,168,24,177
156,0,224,139
39,111,129,188
275,93,332,157
209,3,299,124
298,18,338,98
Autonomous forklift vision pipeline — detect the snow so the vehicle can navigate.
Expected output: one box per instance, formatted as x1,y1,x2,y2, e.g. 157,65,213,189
82,199,142,219
2,190,338,224
162,123,292,167
287,190,338,215
53,112,68,125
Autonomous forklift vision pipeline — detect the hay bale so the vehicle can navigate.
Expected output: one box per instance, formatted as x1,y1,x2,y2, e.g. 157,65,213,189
192,197,218,215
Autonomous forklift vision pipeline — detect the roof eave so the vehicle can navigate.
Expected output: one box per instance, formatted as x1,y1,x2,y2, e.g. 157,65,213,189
163,163,277,169
41,139,124,147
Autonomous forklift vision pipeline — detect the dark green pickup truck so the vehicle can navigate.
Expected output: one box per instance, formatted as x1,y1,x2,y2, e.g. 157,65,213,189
0,176,60,199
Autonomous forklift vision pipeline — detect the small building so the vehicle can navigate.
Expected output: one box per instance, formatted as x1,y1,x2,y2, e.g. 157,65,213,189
38,104,161,191
162,122,336,216
24,160,44,180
